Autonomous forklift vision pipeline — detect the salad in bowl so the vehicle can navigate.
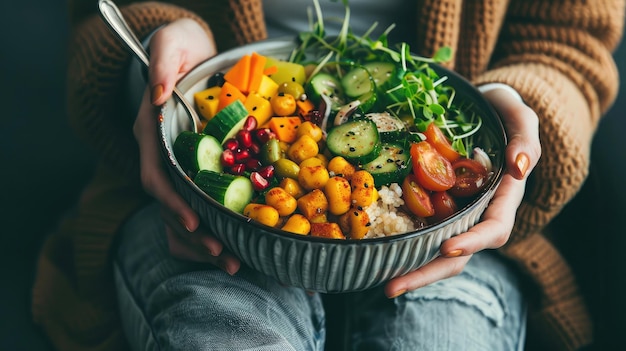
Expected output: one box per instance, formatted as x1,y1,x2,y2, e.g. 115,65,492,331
158,0,506,292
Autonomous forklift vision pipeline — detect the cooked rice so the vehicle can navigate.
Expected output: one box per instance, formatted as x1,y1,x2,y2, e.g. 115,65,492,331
364,183,416,238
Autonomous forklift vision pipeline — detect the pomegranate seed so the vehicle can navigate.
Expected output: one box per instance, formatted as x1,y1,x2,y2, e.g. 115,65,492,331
234,148,250,163
223,138,239,151
258,164,275,179
230,163,246,175
236,129,253,148
242,116,258,131
254,128,276,144
221,149,235,166
248,142,261,156
245,158,262,171
250,171,269,191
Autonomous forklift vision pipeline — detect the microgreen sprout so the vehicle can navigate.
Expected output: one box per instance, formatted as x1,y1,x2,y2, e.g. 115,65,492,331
290,0,483,156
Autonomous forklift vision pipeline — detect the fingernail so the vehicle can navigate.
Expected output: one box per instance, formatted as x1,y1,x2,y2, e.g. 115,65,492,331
151,84,164,104
178,216,192,232
515,153,529,178
388,289,407,299
444,249,463,258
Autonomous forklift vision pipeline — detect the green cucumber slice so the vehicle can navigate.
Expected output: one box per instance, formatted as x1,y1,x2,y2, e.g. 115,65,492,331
341,65,374,98
363,62,397,89
360,142,411,186
173,131,223,174
203,100,248,144
326,119,381,163
306,72,345,111
194,170,253,213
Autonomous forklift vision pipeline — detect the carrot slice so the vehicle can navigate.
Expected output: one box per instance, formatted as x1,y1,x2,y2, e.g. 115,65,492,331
268,116,302,143
247,52,267,94
217,81,246,112
224,54,251,93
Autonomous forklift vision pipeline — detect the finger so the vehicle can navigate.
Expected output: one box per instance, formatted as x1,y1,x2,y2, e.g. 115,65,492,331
134,88,200,232
160,206,223,257
165,225,241,275
482,88,541,180
384,254,473,298
439,174,525,256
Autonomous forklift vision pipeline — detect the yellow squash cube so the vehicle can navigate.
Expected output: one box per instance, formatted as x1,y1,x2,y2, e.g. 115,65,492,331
244,93,274,128
193,86,221,120
254,75,279,100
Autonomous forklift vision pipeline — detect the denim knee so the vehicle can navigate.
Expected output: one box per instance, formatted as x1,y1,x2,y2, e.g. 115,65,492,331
349,251,526,351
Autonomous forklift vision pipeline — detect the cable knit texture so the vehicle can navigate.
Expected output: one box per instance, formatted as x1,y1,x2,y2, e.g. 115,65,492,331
34,1,624,350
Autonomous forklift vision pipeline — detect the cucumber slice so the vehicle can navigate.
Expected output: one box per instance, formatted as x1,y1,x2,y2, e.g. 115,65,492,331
194,170,254,213
306,72,345,111
174,131,224,174
203,99,248,144
363,62,397,89
360,142,411,186
364,112,407,142
341,65,374,98
326,119,381,163
364,62,406,105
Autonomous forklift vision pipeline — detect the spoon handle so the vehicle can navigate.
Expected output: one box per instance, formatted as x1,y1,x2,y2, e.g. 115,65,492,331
98,0,149,67
98,0,201,132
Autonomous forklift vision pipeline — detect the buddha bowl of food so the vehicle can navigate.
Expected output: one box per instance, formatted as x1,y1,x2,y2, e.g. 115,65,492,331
158,17,506,292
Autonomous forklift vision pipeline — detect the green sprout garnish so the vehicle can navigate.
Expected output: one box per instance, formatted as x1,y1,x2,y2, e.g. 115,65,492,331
289,0,482,157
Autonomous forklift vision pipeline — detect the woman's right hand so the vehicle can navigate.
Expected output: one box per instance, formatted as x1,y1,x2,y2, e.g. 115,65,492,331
133,18,240,275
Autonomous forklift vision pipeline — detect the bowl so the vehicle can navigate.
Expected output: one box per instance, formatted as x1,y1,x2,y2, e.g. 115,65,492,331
158,37,506,293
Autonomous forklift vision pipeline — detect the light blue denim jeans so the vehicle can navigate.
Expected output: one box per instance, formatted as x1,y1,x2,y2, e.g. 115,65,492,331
114,202,527,350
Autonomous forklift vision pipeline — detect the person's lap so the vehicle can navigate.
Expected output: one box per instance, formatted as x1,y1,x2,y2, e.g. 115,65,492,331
114,202,526,350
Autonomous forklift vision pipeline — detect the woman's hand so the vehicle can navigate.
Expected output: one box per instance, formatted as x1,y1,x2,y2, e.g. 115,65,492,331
133,18,240,275
384,87,542,298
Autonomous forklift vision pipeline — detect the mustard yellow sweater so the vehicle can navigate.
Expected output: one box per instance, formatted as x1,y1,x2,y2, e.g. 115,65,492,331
33,1,624,350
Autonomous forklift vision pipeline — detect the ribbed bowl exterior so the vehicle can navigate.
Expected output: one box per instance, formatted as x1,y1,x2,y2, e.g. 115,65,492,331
159,38,506,293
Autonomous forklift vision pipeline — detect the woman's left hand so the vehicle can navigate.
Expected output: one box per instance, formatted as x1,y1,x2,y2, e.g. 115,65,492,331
384,87,542,298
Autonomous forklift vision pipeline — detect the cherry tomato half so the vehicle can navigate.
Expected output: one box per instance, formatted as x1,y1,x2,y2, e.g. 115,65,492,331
424,122,460,162
430,191,458,223
410,141,456,192
448,158,489,197
402,174,435,218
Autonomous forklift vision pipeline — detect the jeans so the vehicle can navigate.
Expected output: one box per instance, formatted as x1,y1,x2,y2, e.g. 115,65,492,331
114,202,527,350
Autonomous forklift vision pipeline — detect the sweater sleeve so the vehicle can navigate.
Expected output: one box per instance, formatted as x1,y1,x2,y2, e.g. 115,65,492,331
66,2,213,177
473,0,625,240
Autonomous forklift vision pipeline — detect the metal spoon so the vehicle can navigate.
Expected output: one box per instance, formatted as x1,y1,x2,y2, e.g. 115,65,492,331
98,0,201,132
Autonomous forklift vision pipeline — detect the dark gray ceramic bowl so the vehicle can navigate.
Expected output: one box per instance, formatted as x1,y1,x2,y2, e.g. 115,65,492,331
158,38,506,293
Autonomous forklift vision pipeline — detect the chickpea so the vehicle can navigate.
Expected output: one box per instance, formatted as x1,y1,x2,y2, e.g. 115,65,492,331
281,214,311,235
287,134,319,164
265,187,298,216
296,121,323,142
243,203,280,227
271,92,297,116
339,207,371,239
327,156,356,180
299,157,324,168
298,164,330,190
324,176,352,216
279,177,305,199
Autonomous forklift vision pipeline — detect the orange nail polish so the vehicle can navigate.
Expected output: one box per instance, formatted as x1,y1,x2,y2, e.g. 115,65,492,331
388,289,407,299
444,249,463,258
515,153,529,178
178,216,191,232
151,84,164,104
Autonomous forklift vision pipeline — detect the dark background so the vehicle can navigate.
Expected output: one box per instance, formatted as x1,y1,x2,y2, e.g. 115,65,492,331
1,1,625,350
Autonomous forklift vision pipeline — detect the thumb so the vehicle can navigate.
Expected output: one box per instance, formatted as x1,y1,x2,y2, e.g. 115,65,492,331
482,88,541,180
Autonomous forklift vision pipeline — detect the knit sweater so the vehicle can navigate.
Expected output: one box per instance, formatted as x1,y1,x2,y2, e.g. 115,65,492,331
32,1,624,350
